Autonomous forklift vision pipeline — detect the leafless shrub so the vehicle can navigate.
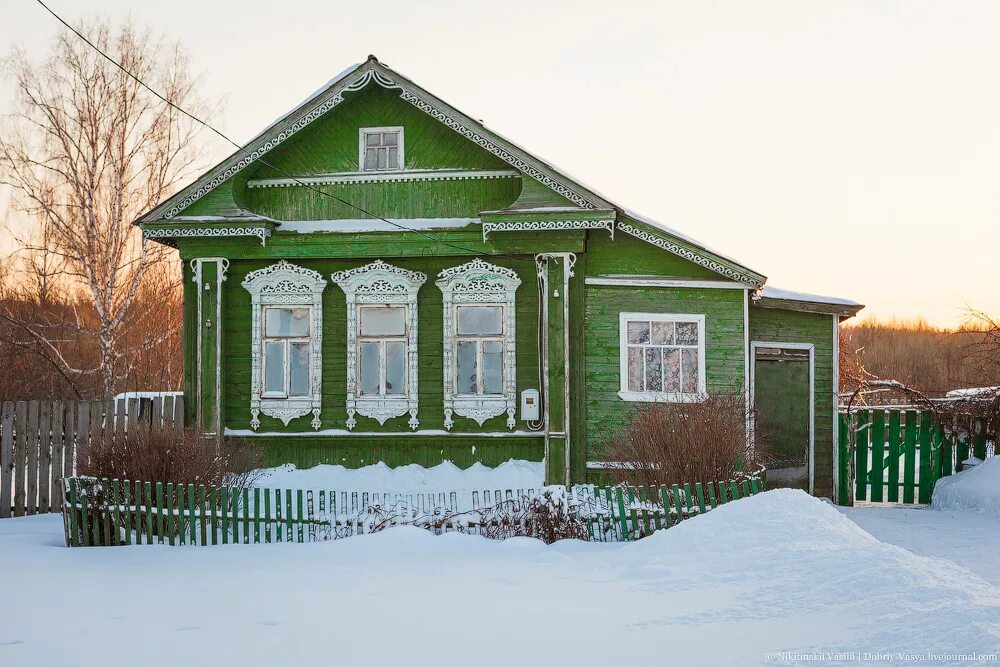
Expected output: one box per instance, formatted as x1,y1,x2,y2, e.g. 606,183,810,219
79,426,265,489
476,487,587,543
600,386,759,488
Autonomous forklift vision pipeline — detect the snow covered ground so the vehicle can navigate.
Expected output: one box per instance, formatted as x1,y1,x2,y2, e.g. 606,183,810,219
932,456,1000,519
2,489,998,666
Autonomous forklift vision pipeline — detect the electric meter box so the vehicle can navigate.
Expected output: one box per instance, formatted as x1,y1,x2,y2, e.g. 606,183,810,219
520,389,540,421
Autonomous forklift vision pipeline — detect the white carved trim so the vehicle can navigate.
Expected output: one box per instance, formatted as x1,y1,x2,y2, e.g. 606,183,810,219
242,261,327,430
143,226,271,246
436,259,521,430
144,61,601,222
481,219,614,241
616,221,765,288
247,169,520,189
331,260,427,430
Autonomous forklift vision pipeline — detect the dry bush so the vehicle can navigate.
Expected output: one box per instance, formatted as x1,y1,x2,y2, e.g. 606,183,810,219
476,488,587,543
601,386,758,488
79,425,264,488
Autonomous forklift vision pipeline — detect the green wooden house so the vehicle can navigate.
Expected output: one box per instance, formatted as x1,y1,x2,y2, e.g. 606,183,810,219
137,56,862,497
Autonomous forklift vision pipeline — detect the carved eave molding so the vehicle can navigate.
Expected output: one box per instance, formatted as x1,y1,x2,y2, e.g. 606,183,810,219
141,222,275,247
616,220,767,289
247,169,520,189
242,260,327,430
482,219,614,241
137,59,609,224
331,260,427,430
436,258,521,430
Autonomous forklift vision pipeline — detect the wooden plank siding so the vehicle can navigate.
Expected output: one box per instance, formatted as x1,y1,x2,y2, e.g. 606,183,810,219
582,285,747,474
748,306,836,498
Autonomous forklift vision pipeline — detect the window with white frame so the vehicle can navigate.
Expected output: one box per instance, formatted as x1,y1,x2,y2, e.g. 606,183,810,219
262,307,312,398
359,127,403,172
332,260,426,430
242,261,327,430
455,305,505,396
436,259,521,430
618,313,706,401
358,305,407,397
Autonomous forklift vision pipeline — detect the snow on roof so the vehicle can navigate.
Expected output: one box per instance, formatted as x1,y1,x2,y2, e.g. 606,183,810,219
280,218,478,234
945,386,1000,399
761,286,862,307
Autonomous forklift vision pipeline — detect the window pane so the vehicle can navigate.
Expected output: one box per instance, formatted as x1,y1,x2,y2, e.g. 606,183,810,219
360,307,405,336
482,341,503,394
359,342,380,395
681,348,699,393
387,147,398,169
676,322,699,345
644,347,662,392
652,321,674,345
627,348,643,392
289,342,310,396
264,341,284,394
663,348,681,392
365,133,380,146
382,132,398,146
376,148,387,170
457,306,502,335
627,321,650,344
265,308,309,337
385,341,405,395
365,147,377,170
456,341,477,394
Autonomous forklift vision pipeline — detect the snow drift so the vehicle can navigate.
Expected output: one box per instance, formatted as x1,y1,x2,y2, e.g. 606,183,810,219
932,456,1000,519
1,489,998,666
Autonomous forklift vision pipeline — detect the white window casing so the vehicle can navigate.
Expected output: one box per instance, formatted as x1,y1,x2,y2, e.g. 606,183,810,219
618,312,707,403
242,260,327,429
359,126,404,172
332,260,426,429
436,259,521,429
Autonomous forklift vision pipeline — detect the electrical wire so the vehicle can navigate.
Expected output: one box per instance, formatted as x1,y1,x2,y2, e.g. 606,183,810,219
33,0,489,255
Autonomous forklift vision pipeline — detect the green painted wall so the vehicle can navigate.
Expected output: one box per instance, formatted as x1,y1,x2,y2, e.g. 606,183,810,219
586,231,724,280
748,306,836,498
216,255,547,466
582,285,747,474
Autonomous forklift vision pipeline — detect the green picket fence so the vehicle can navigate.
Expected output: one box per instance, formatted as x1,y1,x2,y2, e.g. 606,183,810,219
61,473,765,547
837,409,992,506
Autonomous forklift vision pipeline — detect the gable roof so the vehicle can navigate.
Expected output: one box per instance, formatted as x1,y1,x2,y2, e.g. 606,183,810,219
136,56,766,287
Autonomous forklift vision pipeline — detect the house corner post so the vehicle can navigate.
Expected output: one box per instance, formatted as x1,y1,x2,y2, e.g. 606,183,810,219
537,254,571,487
191,257,228,443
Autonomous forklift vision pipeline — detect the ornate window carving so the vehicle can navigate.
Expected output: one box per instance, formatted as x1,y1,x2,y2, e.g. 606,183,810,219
242,261,326,430
332,261,426,429
436,259,521,429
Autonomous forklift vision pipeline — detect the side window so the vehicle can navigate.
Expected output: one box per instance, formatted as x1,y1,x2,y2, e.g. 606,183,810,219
332,261,426,430
436,259,521,430
242,261,326,430
359,127,403,172
618,313,706,402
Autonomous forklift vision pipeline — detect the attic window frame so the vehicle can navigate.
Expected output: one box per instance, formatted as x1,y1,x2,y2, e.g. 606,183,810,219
359,126,404,172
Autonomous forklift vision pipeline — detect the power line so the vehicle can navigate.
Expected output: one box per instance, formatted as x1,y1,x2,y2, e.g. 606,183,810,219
33,0,487,255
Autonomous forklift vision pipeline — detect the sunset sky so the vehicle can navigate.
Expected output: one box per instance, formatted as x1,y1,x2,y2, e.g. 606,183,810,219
2,1,998,328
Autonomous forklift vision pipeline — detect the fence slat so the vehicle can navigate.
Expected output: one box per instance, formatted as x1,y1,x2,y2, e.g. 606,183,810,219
903,410,917,504
887,410,900,503
918,412,933,504
854,410,869,502
25,401,40,515
49,402,65,513
870,409,885,503
0,402,14,518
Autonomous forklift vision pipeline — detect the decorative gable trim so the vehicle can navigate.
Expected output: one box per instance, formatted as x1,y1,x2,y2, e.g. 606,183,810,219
481,219,614,240
139,60,605,223
616,221,766,288
247,168,520,189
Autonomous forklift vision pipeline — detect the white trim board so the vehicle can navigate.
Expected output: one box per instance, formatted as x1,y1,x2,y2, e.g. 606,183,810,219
749,340,816,495
248,169,519,188
585,277,746,289
224,428,544,438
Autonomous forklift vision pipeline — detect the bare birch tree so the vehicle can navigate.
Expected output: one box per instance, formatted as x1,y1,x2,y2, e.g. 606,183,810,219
0,19,211,395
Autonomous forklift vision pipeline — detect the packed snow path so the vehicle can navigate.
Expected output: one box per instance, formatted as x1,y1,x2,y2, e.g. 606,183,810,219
1,489,997,666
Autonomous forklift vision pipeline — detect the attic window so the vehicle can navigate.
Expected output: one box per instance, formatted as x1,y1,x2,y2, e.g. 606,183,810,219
360,127,403,172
